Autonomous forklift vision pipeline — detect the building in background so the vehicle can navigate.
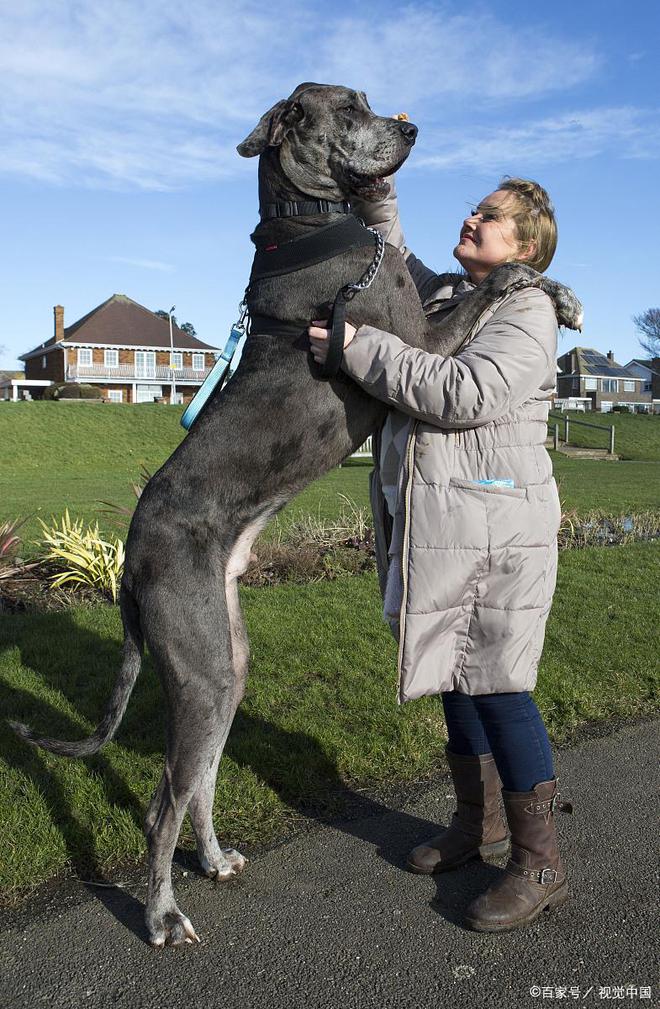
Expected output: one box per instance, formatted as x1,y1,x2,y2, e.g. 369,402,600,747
17,294,219,404
624,357,660,402
555,347,656,412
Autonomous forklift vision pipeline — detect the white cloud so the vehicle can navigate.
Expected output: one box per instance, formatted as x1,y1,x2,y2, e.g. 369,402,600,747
0,0,606,190
107,256,175,272
414,107,660,175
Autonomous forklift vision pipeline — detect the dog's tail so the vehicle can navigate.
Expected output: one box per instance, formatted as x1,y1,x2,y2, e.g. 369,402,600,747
8,586,143,758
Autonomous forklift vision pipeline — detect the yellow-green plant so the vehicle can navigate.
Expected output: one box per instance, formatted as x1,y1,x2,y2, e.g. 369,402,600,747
38,509,125,603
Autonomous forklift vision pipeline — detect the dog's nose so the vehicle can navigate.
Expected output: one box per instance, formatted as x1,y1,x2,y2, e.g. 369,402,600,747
399,121,418,144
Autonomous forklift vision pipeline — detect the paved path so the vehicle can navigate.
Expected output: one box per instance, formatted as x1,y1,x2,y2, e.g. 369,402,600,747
2,718,658,1009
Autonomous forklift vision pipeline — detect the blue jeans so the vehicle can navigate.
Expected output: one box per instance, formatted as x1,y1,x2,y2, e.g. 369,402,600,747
441,690,555,792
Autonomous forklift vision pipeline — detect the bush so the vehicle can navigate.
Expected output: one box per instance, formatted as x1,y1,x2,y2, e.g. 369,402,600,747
43,383,103,400
0,518,28,581
38,509,125,602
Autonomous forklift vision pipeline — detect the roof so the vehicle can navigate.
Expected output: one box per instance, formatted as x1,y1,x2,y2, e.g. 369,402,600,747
20,294,220,359
563,347,639,379
626,358,660,375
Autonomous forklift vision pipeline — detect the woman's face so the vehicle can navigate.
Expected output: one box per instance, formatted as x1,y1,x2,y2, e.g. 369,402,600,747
453,189,531,284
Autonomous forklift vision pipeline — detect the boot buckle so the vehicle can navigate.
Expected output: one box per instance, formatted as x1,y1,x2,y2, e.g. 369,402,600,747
540,868,558,884
551,791,574,815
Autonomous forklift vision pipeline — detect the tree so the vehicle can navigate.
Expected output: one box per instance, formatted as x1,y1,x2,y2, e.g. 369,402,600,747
633,308,660,358
155,309,177,325
155,310,196,337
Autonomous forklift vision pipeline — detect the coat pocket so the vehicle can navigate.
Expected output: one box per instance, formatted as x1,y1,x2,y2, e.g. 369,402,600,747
448,477,527,499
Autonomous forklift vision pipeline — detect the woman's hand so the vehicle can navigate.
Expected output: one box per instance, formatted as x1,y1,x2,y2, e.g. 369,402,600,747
308,319,357,365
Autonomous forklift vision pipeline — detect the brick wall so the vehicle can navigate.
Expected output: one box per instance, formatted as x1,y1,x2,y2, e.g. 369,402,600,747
25,349,64,382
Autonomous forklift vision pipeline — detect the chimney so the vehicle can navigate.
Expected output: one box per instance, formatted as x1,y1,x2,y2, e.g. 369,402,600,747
54,305,64,343
607,350,614,362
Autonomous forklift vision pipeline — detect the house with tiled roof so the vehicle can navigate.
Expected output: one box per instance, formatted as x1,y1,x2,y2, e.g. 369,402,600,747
17,294,220,404
555,347,655,412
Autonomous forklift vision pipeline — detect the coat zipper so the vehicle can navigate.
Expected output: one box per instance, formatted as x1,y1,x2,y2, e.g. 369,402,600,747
396,420,418,704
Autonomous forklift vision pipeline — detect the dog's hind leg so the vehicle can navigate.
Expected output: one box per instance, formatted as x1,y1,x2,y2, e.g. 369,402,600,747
142,591,237,948
186,518,268,881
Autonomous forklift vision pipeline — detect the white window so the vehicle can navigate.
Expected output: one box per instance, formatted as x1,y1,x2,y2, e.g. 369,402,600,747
136,384,162,403
104,349,119,368
78,348,92,366
135,351,156,378
602,379,618,393
42,355,47,369
108,389,123,403
170,352,183,369
192,353,204,370
623,380,635,392
584,378,597,391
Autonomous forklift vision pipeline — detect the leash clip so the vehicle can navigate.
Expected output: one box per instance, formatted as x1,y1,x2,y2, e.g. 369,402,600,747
235,299,249,334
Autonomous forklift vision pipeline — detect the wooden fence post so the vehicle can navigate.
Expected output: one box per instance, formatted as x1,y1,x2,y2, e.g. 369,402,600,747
564,415,570,445
609,425,615,455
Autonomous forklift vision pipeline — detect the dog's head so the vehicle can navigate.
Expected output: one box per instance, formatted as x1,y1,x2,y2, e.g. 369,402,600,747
237,83,417,202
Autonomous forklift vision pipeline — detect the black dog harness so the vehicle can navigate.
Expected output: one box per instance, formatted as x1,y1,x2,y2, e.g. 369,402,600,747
247,209,385,378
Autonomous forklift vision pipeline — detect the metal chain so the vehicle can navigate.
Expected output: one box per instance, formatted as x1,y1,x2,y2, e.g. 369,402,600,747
342,226,385,300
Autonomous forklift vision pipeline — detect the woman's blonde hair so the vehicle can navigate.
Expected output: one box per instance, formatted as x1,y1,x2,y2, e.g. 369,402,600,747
498,176,557,273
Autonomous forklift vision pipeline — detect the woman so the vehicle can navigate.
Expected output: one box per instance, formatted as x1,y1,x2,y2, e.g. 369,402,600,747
308,176,577,933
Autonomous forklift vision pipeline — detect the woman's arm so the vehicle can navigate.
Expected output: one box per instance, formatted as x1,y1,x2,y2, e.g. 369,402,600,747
338,288,557,429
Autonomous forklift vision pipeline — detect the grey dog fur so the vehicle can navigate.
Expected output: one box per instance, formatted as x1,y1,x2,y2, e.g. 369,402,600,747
8,83,581,947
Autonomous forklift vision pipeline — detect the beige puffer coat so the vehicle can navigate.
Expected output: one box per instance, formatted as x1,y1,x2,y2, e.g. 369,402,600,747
343,188,562,703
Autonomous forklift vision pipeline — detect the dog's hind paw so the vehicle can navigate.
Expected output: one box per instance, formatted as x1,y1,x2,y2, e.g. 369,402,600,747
149,909,201,949
201,846,248,882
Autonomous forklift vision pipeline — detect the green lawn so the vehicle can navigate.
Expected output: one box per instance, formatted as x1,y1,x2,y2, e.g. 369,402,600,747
2,403,659,555
1,540,658,899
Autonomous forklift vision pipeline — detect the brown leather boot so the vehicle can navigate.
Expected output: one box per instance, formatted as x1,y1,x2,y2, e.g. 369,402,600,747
407,746,510,874
463,777,574,931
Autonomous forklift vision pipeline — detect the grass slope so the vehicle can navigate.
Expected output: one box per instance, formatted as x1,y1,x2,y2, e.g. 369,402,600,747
2,403,659,552
549,409,660,461
1,541,658,899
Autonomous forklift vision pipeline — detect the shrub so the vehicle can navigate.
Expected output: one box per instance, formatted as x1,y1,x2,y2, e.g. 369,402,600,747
43,383,103,400
38,509,125,602
0,518,30,581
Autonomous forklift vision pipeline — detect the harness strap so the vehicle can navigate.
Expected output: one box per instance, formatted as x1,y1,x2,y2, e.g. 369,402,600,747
248,312,347,381
248,315,305,339
250,215,375,282
324,292,349,379
260,199,351,219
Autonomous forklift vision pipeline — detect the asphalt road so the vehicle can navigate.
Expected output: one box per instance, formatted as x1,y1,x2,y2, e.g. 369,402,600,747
2,717,658,1009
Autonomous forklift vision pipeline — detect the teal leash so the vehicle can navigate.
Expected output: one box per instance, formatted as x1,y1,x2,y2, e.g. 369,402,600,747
180,298,248,431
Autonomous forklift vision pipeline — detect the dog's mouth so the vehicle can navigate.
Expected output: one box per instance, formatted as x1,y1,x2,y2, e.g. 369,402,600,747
345,169,391,201
344,150,412,201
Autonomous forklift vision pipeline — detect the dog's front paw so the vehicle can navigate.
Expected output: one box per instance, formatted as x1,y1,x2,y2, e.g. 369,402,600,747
536,278,584,331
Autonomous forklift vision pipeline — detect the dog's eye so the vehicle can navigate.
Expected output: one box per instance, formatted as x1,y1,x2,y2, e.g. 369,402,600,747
342,105,354,113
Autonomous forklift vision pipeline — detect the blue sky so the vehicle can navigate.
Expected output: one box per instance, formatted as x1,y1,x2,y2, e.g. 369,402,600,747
1,0,659,370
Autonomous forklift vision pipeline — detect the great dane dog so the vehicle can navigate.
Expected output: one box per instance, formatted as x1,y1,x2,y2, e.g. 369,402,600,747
10,83,579,947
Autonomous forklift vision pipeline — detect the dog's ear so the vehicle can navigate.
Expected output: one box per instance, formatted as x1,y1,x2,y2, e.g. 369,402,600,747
237,100,305,157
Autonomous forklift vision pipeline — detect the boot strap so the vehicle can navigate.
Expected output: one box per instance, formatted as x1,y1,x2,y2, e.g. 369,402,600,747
524,792,573,817
505,860,560,885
